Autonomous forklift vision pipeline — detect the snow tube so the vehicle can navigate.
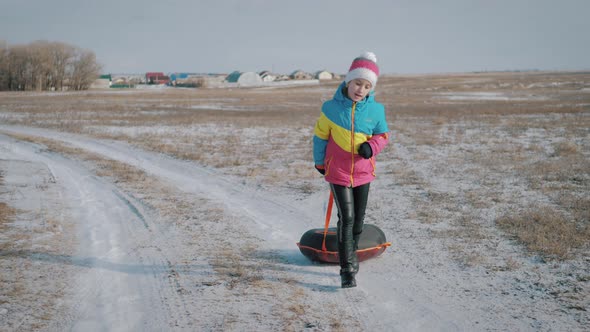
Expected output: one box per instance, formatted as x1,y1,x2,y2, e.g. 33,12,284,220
296,224,391,263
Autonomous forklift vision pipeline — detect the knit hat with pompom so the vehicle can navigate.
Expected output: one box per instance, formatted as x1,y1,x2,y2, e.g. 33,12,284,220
344,51,379,89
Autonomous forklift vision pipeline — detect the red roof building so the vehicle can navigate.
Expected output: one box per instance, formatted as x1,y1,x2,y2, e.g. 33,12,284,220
145,72,169,84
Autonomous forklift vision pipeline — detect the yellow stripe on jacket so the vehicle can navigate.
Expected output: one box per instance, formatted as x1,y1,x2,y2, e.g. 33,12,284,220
314,113,370,153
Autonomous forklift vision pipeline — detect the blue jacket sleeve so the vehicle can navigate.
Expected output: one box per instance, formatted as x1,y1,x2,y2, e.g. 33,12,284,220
313,136,328,165
373,105,389,135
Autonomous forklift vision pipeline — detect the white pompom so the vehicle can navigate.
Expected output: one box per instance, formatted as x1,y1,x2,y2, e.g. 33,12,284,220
361,51,377,63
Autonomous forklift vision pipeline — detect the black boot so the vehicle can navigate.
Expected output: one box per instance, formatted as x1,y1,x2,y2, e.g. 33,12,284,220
340,269,357,288
338,221,358,288
339,238,357,288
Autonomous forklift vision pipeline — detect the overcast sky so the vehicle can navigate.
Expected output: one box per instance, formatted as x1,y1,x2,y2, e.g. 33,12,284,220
1,0,589,75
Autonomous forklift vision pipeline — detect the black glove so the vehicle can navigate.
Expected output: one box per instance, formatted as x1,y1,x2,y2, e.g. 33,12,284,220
358,142,373,159
315,165,325,175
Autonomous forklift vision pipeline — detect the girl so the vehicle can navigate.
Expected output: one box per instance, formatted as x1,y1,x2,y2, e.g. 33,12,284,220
312,52,389,288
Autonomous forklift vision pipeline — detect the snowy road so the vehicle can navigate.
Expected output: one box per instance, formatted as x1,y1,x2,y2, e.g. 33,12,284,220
1,124,585,331
0,133,190,331
0,125,465,331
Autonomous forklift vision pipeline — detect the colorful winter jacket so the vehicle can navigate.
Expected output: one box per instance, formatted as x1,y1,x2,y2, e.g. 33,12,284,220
313,82,389,187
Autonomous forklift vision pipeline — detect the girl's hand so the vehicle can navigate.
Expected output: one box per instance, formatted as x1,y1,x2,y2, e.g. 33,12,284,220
358,142,373,159
315,165,326,175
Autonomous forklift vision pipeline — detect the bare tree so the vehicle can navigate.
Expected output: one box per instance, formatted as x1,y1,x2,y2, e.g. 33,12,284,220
0,40,101,91
28,41,54,91
0,40,8,90
69,48,102,91
6,44,30,90
50,42,75,91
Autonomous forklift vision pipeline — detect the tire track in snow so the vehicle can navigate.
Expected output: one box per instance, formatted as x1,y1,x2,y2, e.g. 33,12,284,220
111,189,149,229
0,126,375,327
0,133,191,331
0,125,465,330
0,125,311,246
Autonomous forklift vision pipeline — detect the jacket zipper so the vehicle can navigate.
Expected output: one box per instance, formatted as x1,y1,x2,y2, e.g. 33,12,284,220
350,102,356,187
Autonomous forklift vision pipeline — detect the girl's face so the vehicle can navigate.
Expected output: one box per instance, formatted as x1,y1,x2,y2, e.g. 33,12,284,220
347,79,372,102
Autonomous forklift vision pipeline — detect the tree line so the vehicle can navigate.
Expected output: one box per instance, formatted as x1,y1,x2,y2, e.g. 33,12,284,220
0,40,102,91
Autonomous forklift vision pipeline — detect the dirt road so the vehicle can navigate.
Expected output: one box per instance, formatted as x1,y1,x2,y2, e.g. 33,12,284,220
1,123,587,331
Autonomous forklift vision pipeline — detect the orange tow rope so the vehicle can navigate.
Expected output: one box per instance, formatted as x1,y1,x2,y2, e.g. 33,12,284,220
321,190,334,251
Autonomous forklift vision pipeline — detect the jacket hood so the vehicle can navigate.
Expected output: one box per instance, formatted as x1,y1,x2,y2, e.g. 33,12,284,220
333,81,375,110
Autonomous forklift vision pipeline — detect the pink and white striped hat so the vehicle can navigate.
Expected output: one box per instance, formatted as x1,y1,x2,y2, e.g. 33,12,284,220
345,52,380,89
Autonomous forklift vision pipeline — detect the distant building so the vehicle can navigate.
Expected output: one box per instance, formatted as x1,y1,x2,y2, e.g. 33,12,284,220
170,73,191,82
146,72,170,85
90,76,111,89
225,71,263,86
259,70,277,82
90,78,111,89
315,70,334,80
274,74,291,81
290,70,313,80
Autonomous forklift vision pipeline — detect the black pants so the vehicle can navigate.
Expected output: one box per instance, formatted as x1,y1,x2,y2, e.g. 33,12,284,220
330,183,370,273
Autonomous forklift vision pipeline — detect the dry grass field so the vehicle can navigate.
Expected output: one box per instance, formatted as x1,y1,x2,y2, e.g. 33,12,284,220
2,72,588,260
0,174,17,245
0,71,589,329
